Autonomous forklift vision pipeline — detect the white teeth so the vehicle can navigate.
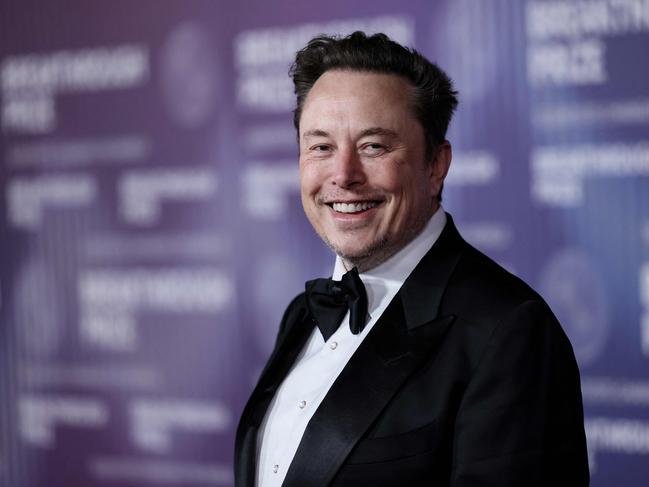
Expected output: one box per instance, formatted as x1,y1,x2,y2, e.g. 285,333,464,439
331,201,378,213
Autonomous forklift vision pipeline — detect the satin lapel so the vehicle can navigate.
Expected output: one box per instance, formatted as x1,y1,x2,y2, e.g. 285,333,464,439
235,305,315,487
245,313,315,427
282,213,465,486
283,297,454,486
399,213,465,331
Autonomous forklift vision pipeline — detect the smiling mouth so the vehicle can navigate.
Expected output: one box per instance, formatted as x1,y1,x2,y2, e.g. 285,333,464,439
328,201,381,214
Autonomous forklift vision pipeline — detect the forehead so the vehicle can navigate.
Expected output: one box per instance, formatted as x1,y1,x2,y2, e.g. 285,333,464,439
299,70,416,135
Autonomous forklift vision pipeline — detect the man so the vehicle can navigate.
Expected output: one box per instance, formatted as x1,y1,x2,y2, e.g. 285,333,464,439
235,32,589,486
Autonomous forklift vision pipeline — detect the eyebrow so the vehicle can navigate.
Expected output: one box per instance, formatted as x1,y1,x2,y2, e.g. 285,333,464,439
302,129,330,140
301,127,400,140
358,127,399,139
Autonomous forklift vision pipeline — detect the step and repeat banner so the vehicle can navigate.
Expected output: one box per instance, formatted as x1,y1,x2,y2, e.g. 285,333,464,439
1,0,648,485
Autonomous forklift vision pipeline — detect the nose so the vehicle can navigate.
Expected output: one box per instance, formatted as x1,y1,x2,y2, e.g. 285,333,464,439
332,146,366,189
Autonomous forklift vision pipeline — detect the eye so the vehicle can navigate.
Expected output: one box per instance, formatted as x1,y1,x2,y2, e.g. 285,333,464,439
310,144,331,153
360,143,387,156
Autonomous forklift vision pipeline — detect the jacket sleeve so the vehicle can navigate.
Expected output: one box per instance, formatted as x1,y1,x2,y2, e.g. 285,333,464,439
450,299,590,486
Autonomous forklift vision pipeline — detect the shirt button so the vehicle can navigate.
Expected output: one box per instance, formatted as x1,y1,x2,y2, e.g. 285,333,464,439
329,341,338,350
298,400,306,409
273,464,279,473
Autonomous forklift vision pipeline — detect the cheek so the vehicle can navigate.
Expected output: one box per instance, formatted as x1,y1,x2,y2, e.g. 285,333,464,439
386,173,427,217
299,162,326,194
375,164,400,188
299,170,317,198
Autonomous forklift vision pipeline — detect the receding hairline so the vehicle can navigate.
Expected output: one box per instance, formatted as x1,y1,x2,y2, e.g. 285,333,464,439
305,68,416,93
296,68,420,129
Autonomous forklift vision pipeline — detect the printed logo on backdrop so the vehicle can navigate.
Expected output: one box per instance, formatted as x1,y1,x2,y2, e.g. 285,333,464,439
1,44,148,135
526,0,649,88
526,0,649,135
538,248,609,367
234,14,414,113
531,142,649,208
159,21,220,128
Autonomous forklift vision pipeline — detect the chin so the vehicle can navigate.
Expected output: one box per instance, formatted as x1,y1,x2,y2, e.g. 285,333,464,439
328,235,372,255
326,235,391,267
334,246,372,261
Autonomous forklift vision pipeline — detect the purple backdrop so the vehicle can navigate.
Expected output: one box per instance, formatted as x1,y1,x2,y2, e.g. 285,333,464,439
1,0,648,485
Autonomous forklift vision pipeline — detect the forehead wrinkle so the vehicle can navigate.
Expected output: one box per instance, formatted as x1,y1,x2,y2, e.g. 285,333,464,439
300,74,414,143
302,126,399,142
301,107,352,141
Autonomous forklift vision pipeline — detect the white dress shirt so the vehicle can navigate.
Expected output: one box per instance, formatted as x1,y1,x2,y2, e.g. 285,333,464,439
256,208,447,487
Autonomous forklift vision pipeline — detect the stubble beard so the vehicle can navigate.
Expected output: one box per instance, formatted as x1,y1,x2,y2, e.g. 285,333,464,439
323,232,390,273
318,209,432,273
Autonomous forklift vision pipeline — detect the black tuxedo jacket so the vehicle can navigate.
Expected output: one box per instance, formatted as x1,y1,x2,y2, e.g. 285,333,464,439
235,214,589,486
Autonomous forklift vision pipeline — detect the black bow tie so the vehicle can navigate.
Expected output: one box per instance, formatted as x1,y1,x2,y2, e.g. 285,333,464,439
305,267,369,342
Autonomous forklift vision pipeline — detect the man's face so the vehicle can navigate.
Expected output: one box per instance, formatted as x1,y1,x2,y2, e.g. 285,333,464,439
298,70,450,269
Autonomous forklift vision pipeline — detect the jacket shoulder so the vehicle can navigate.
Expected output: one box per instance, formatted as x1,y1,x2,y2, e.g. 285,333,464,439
277,292,308,338
445,239,550,323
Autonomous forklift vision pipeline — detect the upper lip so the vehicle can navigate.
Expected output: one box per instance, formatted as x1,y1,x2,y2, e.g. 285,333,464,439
324,198,383,205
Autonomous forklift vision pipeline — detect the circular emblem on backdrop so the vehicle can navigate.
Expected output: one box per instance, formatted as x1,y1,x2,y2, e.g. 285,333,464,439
428,0,500,104
14,258,65,358
159,21,220,128
537,248,609,367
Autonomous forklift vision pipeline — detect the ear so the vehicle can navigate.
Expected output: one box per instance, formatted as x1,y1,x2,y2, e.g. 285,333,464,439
429,141,452,198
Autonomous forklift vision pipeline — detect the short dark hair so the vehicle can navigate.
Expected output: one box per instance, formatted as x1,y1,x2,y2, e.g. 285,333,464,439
289,31,458,161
